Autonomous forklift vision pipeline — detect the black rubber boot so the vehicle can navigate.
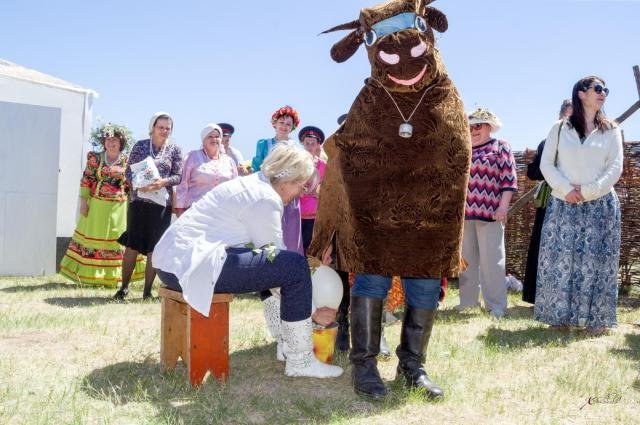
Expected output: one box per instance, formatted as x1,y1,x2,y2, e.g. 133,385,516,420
350,296,387,400
335,270,350,352
396,306,444,399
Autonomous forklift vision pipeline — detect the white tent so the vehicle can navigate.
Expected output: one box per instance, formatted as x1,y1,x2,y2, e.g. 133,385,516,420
0,58,97,276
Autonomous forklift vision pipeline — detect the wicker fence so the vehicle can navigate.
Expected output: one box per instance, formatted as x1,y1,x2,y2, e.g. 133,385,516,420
506,141,640,293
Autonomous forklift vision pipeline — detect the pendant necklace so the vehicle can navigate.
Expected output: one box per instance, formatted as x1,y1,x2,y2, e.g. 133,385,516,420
149,138,167,159
370,78,435,138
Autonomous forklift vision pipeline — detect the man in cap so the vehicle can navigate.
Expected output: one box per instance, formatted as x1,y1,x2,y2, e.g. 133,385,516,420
218,123,247,175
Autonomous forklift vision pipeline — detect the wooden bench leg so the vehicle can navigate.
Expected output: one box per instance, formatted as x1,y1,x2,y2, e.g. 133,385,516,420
160,297,187,371
187,302,230,386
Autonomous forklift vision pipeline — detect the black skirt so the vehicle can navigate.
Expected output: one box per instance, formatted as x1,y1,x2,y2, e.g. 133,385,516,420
522,206,546,304
118,200,172,254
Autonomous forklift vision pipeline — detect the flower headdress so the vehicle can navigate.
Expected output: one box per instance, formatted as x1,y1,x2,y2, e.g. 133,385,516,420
90,122,134,152
271,105,300,130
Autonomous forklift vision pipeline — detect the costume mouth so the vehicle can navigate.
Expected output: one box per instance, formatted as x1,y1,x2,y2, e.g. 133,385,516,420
387,65,427,86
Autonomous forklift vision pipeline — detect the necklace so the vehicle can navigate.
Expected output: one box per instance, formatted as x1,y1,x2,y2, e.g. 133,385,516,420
203,149,219,161
370,78,435,138
149,138,167,159
103,152,121,166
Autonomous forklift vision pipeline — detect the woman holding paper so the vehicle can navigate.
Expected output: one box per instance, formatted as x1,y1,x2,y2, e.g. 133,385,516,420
114,111,183,300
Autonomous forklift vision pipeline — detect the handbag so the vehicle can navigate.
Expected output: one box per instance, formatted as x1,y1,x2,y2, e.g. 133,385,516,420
533,122,563,209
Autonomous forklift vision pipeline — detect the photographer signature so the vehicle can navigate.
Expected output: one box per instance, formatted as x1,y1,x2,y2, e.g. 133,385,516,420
579,393,622,410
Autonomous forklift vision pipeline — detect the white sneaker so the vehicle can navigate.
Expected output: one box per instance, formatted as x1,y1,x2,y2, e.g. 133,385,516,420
282,318,343,378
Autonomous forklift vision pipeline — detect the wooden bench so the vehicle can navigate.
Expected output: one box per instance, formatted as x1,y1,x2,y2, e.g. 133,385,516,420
159,287,233,387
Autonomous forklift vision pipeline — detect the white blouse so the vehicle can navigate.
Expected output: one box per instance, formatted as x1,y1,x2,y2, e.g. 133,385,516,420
153,172,285,315
540,119,623,202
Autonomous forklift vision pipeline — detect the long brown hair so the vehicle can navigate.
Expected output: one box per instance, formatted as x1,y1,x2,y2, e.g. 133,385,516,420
569,75,612,138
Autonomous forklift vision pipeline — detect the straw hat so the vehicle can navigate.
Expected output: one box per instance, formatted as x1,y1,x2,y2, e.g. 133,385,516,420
467,107,502,132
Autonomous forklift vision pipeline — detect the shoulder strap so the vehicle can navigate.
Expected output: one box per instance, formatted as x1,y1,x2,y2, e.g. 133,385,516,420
553,121,563,167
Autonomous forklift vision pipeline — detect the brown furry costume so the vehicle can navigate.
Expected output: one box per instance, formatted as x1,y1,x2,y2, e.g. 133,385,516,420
309,0,471,278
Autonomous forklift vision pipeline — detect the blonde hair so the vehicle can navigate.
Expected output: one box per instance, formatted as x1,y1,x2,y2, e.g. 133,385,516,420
261,144,315,183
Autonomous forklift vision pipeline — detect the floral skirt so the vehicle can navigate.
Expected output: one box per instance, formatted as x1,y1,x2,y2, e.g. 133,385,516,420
534,192,620,328
60,197,146,286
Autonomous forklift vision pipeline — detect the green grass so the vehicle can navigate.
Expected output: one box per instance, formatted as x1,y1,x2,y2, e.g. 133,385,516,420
0,275,639,424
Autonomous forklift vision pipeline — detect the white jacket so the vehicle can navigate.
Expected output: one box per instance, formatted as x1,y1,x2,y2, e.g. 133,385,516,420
153,172,285,316
540,119,623,202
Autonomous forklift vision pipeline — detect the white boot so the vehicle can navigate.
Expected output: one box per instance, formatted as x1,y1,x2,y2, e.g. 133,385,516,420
262,296,285,361
282,318,343,378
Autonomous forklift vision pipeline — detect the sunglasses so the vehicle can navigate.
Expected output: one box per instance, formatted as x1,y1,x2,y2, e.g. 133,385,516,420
587,84,609,96
469,124,485,130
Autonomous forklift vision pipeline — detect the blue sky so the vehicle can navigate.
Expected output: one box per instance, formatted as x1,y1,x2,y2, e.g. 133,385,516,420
2,0,639,157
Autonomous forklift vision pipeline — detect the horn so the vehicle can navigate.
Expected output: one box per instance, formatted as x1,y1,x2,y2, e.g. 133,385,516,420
424,6,448,33
320,19,361,35
330,30,363,63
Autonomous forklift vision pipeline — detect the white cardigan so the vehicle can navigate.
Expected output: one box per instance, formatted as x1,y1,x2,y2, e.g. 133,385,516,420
540,119,623,202
153,172,285,315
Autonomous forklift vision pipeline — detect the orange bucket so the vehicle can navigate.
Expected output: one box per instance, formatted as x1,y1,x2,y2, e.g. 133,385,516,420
312,322,338,364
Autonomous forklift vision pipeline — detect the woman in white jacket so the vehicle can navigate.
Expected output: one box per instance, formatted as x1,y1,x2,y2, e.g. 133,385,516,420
535,75,623,333
153,144,342,378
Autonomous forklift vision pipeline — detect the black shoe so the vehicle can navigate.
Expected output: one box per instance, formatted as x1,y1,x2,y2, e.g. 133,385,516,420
350,296,387,400
396,306,444,399
352,362,387,400
113,287,129,300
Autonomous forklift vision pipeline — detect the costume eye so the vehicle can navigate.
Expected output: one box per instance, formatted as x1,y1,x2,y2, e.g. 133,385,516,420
378,50,400,65
410,40,427,57
415,15,428,32
364,29,377,46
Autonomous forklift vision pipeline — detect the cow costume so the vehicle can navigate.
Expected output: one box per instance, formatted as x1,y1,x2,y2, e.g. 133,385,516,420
309,0,471,399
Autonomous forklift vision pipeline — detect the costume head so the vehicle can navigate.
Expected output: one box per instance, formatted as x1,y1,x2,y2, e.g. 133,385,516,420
90,123,133,152
271,105,301,131
298,126,326,144
322,0,449,94
467,108,502,133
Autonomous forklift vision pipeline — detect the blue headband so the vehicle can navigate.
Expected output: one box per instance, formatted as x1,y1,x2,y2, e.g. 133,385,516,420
368,12,417,43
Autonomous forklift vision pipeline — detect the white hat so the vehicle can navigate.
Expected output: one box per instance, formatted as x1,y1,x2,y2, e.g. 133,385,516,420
148,111,173,135
200,123,223,144
468,107,502,133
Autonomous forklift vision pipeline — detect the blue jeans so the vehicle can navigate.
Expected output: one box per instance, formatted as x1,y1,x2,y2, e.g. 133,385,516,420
352,274,440,310
157,247,312,322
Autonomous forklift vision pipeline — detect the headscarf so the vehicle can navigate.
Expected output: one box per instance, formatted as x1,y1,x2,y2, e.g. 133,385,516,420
200,123,223,144
148,111,173,135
